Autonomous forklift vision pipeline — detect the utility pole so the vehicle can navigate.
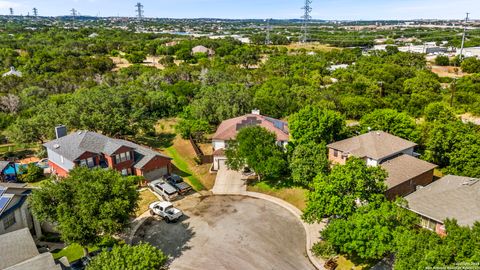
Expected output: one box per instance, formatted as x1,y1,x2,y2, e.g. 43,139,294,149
301,0,313,43
459,12,470,61
265,18,271,45
135,2,144,20
33,8,38,17
9,8,13,16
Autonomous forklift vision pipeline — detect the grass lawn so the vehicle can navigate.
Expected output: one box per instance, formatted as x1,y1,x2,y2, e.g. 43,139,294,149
135,189,158,217
336,255,369,270
247,181,308,211
51,243,99,262
165,145,205,191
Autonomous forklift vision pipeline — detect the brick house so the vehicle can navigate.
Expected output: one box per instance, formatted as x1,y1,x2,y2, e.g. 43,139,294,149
405,175,480,235
43,127,172,181
211,110,289,171
327,131,437,199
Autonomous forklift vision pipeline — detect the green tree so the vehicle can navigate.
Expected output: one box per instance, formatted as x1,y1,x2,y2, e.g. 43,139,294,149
225,126,287,179
125,51,146,64
175,118,211,139
424,102,457,122
289,106,345,145
360,109,420,142
435,55,450,66
461,57,480,73
303,158,387,222
446,136,480,177
404,72,442,116
29,167,139,256
321,199,418,260
19,163,44,183
289,142,329,187
87,243,168,270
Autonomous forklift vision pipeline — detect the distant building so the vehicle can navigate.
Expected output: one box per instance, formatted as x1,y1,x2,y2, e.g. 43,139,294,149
328,64,349,72
44,127,172,181
0,228,62,270
0,183,42,237
398,44,447,54
211,110,289,171
2,67,22,77
457,47,480,58
405,175,480,235
327,131,437,199
192,45,215,56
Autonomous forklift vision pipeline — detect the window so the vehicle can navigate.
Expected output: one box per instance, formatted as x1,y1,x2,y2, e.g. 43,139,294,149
87,157,94,167
333,150,338,157
121,169,128,176
3,213,16,229
79,160,87,167
126,151,131,160
60,155,64,163
115,152,131,164
115,155,121,164
420,217,436,231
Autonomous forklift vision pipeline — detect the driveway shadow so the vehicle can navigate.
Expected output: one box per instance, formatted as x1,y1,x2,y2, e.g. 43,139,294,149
132,215,195,260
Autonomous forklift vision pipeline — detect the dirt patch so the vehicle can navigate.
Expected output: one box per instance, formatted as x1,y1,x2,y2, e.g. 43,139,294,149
430,65,467,78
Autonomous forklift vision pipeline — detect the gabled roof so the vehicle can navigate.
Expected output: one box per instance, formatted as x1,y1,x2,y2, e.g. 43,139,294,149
327,131,417,160
43,131,171,169
213,114,289,142
380,154,437,189
405,175,480,227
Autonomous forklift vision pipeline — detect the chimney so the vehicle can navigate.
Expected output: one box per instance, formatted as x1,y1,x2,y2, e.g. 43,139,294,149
251,109,260,115
55,125,67,139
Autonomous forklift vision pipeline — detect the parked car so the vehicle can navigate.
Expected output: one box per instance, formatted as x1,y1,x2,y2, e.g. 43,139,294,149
165,174,192,194
148,179,178,201
149,201,183,223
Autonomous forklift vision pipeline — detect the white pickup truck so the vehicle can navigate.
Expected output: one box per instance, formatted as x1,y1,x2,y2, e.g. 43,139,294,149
149,201,183,223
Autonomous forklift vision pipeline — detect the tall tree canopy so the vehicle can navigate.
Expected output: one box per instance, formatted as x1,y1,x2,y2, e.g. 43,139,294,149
289,142,330,187
30,168,139,255
360,109,420,142
303,157,387,222
289,106,345,145
225,126,287,179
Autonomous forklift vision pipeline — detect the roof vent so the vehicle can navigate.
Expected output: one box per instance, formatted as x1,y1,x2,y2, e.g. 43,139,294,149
53,144,60,149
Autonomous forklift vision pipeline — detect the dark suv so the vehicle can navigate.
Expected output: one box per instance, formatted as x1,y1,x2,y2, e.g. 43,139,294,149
165,174,192,195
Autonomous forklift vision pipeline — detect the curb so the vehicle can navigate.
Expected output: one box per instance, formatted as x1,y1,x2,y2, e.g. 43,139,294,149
243,192,326,270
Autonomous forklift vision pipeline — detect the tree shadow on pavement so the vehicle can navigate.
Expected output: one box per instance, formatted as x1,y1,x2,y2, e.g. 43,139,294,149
132,215,195,260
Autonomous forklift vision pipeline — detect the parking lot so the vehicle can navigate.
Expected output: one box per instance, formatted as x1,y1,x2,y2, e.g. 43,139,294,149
132,195,315,270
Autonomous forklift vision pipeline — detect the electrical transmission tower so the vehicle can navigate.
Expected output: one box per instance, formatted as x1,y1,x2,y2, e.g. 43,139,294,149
459,12,470,61
135,2,144,19
33,8,38,17
301,0,313,43
265,18,272,45
9,8,13,16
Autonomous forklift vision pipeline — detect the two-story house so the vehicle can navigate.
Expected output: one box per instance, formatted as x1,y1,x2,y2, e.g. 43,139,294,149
44,127,172,181
327,131,437,199
211,110,289,171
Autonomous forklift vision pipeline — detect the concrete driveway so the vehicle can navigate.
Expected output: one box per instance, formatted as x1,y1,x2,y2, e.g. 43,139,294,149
211,168,246,195
132,195,315,270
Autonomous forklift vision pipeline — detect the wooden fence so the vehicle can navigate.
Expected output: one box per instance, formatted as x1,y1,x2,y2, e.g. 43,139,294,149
189,137,213,164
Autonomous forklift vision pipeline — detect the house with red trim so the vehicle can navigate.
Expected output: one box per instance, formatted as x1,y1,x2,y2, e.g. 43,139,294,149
43,127,172,181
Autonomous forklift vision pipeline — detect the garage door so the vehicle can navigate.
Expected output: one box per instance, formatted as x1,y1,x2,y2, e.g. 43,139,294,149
143,167,168,181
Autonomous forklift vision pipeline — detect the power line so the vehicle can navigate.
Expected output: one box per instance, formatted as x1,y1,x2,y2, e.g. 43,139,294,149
301,0,313,43
33,8,38,17
265,18,272,45
135,2,144,19
459,12,470,60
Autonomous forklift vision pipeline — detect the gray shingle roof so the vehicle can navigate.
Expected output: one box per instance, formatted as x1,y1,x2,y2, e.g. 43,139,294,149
0,228,61,270
380,154,437,189
405,175,480,226
327,131,417,160
43,131,171,169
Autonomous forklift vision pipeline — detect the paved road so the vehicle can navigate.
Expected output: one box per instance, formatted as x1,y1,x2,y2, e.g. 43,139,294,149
133,196,315,270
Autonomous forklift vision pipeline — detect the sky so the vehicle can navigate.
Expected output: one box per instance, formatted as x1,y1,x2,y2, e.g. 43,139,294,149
0,0,478,20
